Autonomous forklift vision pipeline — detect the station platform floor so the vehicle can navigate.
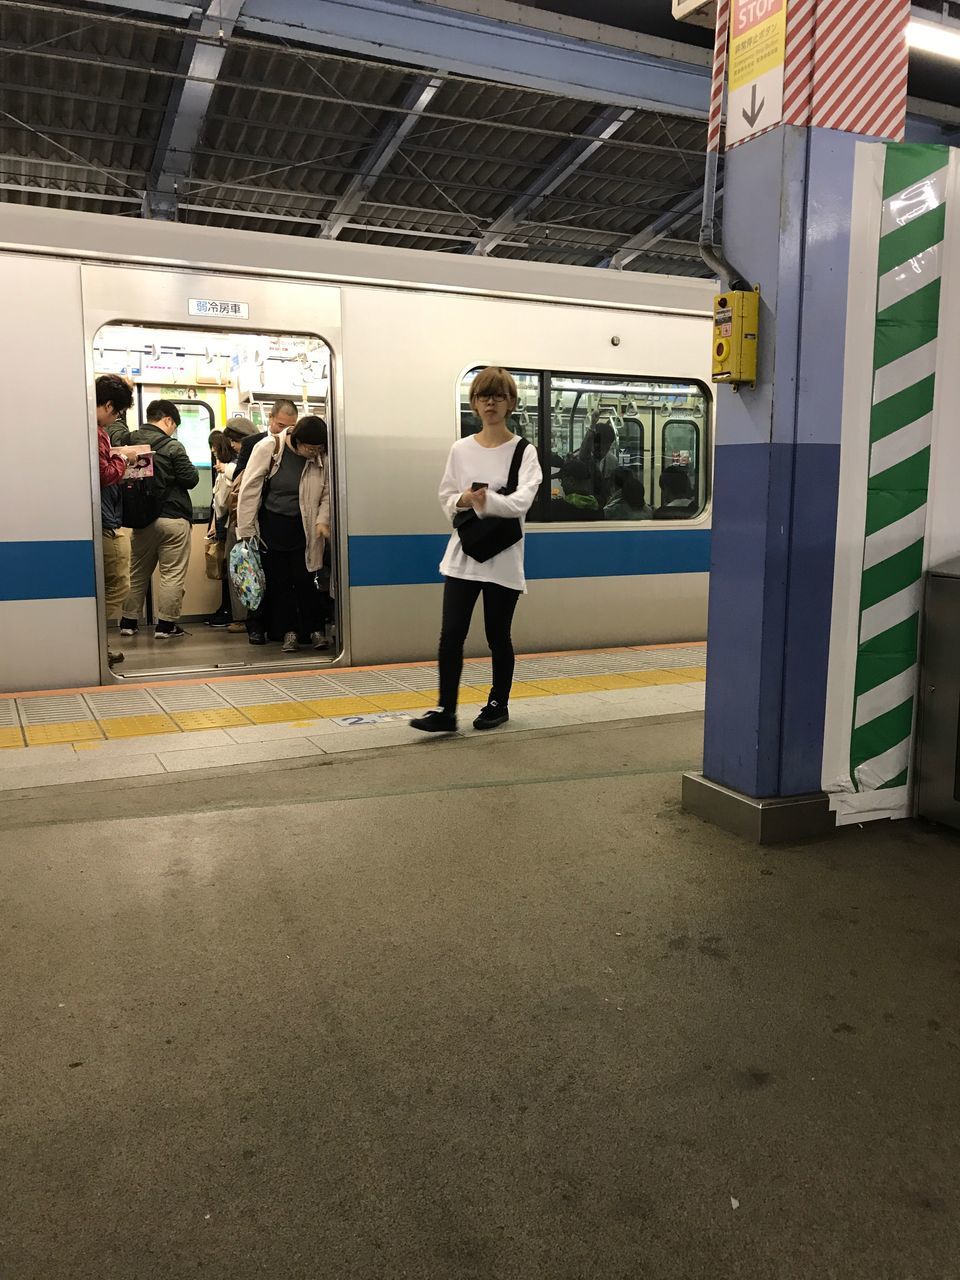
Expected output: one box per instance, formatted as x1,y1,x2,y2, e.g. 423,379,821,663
4,643,960,1278
0,642,706,790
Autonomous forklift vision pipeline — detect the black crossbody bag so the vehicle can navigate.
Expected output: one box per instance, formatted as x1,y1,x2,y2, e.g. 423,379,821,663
453,437,529,564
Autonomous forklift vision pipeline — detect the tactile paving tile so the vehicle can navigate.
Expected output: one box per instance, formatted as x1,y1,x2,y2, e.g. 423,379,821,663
386,667,441,691
150,684,237,712
216,680,299,707
304,697,381,718
326,671,410,693
169,708,251,731
84,688,165,719
271,675,353,700
0,726,24,748
101,714,179,739
18,694,95,725
0,701,19,728
362,692,436,711
25,721,104,746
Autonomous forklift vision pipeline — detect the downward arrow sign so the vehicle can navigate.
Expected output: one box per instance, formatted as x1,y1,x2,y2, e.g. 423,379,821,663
742,83,765,129
742,83,768,128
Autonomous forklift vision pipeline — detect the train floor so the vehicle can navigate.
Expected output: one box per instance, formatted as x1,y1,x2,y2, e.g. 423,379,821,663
2,701,960,1279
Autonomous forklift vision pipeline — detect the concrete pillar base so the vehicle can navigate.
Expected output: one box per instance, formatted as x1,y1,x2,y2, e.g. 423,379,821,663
682,772,835,845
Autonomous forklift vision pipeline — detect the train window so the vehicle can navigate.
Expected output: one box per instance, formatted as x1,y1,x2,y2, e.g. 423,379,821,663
547,374,708,523
656,419,702,522
456,367,709,523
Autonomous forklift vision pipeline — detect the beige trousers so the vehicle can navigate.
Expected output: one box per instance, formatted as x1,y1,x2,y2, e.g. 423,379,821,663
101,528,131,621
123,517,192,622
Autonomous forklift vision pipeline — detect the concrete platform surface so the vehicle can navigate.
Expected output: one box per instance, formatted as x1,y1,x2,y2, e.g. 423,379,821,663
2,715,960,1279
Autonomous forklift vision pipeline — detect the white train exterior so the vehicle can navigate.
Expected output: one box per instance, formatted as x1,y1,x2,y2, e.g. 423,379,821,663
0,204,713,693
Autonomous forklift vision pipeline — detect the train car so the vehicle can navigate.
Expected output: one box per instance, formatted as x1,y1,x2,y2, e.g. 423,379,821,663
0,204,714,693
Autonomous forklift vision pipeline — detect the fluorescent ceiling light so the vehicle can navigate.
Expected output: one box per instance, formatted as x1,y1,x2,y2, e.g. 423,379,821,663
907,17,960,60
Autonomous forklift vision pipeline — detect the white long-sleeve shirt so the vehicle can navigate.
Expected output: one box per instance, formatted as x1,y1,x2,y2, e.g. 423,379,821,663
438,435,543,592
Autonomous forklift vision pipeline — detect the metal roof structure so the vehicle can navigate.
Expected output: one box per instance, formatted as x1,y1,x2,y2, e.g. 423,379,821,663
1,0,959,278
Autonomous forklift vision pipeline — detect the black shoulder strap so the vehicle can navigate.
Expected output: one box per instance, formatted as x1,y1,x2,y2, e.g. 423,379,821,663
505,436,529,495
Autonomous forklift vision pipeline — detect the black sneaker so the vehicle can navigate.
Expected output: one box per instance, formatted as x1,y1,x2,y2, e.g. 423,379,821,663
473,700,509,731
410,710,458,734
119,617,139,637
248,631,267,646
155,623,187,639
205,611,230,629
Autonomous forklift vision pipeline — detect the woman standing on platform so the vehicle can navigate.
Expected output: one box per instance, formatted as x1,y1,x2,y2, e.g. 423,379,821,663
411,366,542,735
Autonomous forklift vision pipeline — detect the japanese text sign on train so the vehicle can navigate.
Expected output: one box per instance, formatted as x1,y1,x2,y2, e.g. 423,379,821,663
188,298,249,319
725,0,787,149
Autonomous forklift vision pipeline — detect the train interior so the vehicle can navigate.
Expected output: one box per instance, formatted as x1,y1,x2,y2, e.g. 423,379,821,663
459,368,710,520
93,322,335,680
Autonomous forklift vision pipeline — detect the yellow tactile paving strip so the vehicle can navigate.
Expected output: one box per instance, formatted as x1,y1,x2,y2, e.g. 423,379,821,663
1,645,706,750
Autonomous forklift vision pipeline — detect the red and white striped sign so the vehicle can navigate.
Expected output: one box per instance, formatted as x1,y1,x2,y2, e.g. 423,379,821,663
809,0,909,141
707,0,730,154
723,0,910,149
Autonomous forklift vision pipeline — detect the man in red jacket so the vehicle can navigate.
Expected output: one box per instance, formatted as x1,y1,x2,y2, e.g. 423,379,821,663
95,375,141,666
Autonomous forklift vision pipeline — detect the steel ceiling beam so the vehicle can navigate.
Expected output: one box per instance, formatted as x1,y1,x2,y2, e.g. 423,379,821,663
143,0,245,220
471,106,635,256
601,186,716,270
320,74,443,239
235,0,712,118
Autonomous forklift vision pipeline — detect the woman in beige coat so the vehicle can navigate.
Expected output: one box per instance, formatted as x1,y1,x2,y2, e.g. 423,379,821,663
236,415,331,653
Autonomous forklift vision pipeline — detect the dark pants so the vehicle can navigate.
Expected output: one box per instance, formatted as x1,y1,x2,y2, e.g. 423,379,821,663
438,576,521,713
260,509,324,640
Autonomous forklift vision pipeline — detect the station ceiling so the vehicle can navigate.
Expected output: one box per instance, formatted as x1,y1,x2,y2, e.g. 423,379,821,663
1,0,957,278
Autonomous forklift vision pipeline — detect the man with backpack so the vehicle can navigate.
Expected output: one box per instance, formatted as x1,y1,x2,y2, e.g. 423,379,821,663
119,400,200,640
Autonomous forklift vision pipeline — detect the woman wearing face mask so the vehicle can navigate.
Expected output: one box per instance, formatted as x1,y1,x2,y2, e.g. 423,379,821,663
235,414,331,653
411,366,543,734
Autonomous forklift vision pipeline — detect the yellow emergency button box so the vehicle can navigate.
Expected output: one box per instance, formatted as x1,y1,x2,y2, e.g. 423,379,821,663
712,286,760,388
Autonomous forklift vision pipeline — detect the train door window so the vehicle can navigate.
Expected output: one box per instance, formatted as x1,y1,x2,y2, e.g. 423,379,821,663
656,417,704,520
92,323,335,680
169,399,216,521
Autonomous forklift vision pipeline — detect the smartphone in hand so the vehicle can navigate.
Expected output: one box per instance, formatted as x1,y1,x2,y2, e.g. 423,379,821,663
471,482,488,492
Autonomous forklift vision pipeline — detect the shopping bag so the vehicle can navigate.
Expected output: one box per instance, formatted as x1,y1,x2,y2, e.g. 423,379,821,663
205,538,225,581
229,537,266,610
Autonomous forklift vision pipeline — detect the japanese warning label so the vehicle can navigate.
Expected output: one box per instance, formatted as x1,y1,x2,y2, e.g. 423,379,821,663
726,0,787,149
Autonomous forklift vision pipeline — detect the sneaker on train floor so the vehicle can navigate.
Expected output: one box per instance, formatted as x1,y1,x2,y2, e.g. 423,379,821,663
473,699,509,731
410,709,458,734
281,631,299,653
226,622,246,633
248,631,267,646
204,611,230,629
119,617,139,637
310,631,330,650
155,622,187,639
107,649,124,666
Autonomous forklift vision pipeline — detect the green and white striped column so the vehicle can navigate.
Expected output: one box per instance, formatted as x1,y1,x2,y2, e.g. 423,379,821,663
850,143,948,793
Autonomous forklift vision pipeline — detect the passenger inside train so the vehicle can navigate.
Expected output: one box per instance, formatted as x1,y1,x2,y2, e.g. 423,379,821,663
604,469,653,521
549,458,604,521
90,325,335,679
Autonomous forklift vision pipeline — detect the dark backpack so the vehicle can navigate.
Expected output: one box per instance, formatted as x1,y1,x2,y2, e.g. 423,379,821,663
121,436,175,529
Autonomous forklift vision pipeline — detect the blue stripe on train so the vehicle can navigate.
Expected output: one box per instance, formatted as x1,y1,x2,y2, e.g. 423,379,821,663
0,530,712,601
0,540,96,602
348,528,712,588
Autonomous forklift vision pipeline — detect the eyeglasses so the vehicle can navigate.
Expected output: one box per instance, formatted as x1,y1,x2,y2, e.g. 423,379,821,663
475,392,508,403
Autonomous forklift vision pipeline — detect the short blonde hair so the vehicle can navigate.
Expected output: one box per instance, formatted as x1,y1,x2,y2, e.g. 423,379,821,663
469,366,518,410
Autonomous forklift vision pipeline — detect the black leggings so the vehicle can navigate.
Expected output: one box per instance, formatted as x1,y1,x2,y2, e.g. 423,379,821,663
438,576,521,713
260,508,324,640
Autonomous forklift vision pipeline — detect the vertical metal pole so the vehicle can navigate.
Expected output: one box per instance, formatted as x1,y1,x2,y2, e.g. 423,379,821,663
699,0,744,287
